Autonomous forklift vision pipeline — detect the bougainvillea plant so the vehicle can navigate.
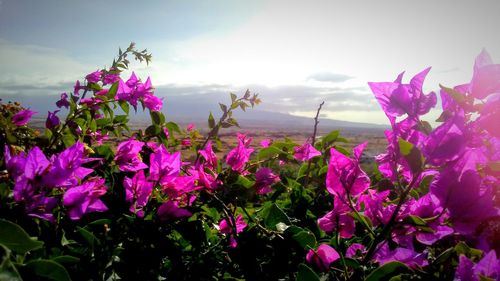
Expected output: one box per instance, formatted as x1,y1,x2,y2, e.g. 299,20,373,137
0,44,498,281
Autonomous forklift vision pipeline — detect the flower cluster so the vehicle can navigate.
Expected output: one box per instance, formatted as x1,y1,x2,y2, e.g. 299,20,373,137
308,49,500,278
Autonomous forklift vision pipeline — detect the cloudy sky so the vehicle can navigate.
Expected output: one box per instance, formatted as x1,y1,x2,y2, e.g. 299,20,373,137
1,0,499,125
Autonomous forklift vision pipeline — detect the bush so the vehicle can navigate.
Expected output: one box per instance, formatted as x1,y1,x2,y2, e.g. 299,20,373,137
0,44,498,281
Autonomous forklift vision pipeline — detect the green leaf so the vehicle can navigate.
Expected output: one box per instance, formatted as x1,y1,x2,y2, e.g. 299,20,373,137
45,128,53,140
77,227,99,247
455,242,483,259
365,261,410,281
398,138,423,173
89,119,97,132
87,219,112,226
219,103,228,113
433,247,455,265
335,145,350,156
292,231,317,249
351,213,374,230
398,138,413,156
208,112,215,129
0,243,22,281
440,84,466,104
230,93,237,103
321,130,340,147
25,260,71,281
263,204,291,230
235,175,254,188
318,165,328,176
145,125,161,136
150,111,165,125
118,100,129,114
284,225,304,236
296,263,320,281
165,122,181,133
418,120,433,135
95,145,113,159
62,134,76,148
95,118,111,127
297,163,310,178
257,146,284,160
107,82,119,99
0,219,43,254
404,215,427,226
113,115,127,124
52,255,80,264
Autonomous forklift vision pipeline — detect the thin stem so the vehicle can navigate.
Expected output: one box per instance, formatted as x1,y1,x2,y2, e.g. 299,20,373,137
303,101,324,187
208,192,238,241
195,101,240,163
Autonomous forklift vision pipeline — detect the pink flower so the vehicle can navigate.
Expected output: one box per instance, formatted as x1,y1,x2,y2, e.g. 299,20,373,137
124,170,153,217
114,139,148,172
45,110,60,129
85,70,102,83
218,214,247,248
455,250,500,281
374,242,428,269
194,165,221,190
116,79,132,103
63,177,108,220
306,244,340,272
157,200,192,221
181,138,192,147
149,144,180,185
346,243,366,259
198,140,218,170
317,197,356,238
142,94,163,112
226,138,254,173
469,49,500,100
95,89,108,96
326,142,370,197
12,109,36,126
103,73,120,85
368,67,436,118
74,80,84,96
56,93,70,108
186,123,195,132
259,139,272,148
254,167,280,194
293,143,321,161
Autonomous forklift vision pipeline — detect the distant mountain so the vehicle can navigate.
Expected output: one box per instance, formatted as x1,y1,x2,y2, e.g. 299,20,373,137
162,109,388,132
3,93,388,133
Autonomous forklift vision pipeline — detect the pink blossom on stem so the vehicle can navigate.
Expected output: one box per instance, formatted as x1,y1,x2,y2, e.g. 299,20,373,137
226,138,254,173
306,244,340,272
114,139,148,172
124,170,153,217
85,70,102,83
12,109,36,126
63,177,108,220
218,214,247,248
293,142,321,161
254,167,280,195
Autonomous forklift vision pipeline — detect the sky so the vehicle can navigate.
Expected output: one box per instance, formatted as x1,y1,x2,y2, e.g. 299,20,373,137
1,0,499,125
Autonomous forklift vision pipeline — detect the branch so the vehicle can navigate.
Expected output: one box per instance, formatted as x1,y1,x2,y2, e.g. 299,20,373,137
303,101,324,186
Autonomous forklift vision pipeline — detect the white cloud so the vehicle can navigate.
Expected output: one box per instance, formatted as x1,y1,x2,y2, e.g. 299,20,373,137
0,39,91,88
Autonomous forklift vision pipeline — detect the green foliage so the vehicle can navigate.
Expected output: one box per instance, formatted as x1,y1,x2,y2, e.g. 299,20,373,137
0,219,43,254
365,261,410,281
